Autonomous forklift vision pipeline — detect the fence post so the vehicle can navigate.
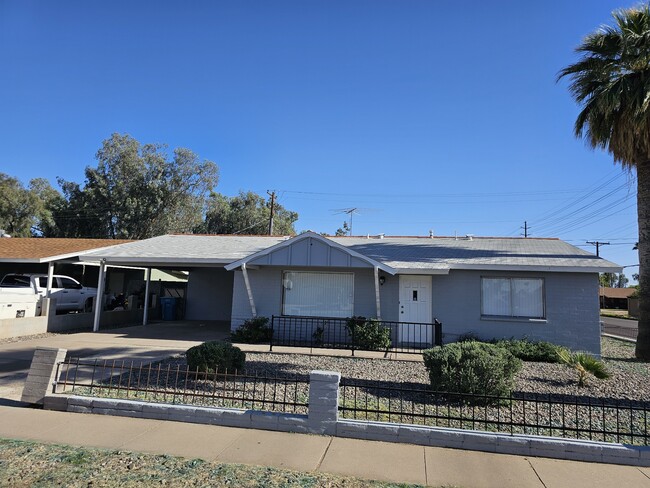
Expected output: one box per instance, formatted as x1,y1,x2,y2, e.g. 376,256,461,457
308,370,341,435
21,347,68,405
434,319,442,347
351,321,356,357
270,315,275,352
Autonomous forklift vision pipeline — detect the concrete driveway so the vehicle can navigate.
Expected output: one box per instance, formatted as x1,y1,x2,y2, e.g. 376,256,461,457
0,321,230,405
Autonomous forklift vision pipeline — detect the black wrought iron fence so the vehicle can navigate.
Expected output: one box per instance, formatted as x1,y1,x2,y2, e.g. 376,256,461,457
338,378,650,446
55,357,309,414
270,315,442,354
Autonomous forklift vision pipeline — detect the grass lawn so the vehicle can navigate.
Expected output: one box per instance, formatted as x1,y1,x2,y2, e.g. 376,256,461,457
600,309,637,320
0,438,432,488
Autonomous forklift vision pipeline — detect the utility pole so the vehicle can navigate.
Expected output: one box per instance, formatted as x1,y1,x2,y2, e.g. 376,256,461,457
267,190,276,236
521,221,529,238
587,240,610,257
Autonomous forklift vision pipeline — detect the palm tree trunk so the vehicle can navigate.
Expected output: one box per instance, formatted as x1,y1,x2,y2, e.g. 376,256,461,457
636,160,650,359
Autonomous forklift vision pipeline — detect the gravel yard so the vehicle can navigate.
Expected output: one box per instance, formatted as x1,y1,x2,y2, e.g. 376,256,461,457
191,337,650,401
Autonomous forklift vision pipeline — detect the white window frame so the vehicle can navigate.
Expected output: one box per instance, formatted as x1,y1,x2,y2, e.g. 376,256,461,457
480,277,545,319
281,271,354,318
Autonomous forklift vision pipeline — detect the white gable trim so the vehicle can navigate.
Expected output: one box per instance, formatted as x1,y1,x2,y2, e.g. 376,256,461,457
224,231,397,274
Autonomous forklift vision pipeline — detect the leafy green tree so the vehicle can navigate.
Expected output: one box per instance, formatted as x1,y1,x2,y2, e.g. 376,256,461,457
0,174,62,237
599,273,617,288
559,5,650,359
29,178,67,237
335,221,350,236
0,174,35,237
202,191,298,235
55,133,219,239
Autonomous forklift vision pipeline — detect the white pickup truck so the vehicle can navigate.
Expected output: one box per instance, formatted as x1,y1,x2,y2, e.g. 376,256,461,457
0,274,98,313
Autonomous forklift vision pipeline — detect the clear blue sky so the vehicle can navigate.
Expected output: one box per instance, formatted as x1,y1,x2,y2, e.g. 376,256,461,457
0,1,640,280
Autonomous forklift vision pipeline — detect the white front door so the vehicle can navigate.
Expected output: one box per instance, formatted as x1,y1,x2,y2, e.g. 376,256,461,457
399,275,432,345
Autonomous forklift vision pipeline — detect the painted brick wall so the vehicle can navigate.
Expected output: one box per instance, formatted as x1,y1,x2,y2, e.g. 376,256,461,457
230,267,381,330
431,270,601,355
185,268,234,321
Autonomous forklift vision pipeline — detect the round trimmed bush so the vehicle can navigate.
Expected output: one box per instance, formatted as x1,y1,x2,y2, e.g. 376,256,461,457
423,342,522,397
186,341,246,373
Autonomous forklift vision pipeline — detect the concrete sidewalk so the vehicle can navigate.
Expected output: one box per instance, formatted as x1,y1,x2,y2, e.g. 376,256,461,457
1,405,650,488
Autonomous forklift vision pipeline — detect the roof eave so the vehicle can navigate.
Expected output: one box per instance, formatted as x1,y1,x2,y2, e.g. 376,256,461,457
447,263,623,273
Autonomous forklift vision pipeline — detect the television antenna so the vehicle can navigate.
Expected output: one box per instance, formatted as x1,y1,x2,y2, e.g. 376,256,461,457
331,207,361,236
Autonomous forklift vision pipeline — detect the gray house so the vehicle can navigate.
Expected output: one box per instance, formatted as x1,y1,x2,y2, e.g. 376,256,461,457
80,232,621,355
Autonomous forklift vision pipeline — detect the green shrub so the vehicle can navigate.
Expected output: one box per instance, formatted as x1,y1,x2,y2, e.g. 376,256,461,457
186,342,246,373
423,342,522,397
490,338,567,363
457,332,481,342
345,316,391,351
231,316,273,344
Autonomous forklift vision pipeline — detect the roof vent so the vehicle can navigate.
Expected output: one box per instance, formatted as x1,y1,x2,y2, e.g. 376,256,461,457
466,234,474,241
429,229,434,238
378,233,385,239
0,230,11,238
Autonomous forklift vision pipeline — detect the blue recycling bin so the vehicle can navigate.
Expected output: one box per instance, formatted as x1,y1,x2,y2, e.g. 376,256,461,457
160,297,177,321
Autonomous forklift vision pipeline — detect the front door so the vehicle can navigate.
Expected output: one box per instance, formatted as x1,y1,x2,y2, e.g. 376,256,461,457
398,275,432,345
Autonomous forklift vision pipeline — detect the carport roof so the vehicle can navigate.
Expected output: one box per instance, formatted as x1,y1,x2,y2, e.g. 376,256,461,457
79,234,288,266
79,233,622,273
0,238,132,263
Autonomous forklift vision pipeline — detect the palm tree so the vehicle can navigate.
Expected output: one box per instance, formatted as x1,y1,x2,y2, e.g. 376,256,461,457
558,5,650,359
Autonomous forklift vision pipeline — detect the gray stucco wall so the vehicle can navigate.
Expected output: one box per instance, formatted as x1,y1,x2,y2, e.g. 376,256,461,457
431,270,601,355
185,267,233,321
230,267,380,329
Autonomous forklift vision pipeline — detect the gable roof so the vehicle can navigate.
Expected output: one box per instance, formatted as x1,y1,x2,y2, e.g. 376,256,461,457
79,233,622,273
224,231,396,274
0,238,132,263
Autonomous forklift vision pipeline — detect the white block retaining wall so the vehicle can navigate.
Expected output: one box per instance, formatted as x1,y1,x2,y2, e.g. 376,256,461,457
30,347,650,467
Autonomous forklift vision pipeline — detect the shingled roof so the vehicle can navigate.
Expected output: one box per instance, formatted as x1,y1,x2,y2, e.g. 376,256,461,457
79,233,621,273
0,238,132,263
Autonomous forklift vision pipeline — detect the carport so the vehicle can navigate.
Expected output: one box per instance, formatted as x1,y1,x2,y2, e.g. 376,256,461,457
78,235,288,332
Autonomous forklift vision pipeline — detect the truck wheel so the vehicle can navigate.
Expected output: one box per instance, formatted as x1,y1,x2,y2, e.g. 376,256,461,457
83,298,93,313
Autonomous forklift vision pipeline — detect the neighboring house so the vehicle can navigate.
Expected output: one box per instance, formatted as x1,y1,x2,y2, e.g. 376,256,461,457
80,232,621,355
599,287,636,310
0,238,132,285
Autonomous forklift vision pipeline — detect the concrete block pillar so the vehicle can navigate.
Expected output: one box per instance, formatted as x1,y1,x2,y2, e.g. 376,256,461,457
40,297,56,317
308,370,341,435
21,347,67,405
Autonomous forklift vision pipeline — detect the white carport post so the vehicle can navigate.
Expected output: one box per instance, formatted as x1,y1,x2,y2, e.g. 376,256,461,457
46,262,54,297
142,267,151,326
374,266,382,320
241,263,257,317
92,259,106,332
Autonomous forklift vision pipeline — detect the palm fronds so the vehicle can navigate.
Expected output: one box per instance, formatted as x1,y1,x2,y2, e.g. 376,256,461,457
557,349,611,387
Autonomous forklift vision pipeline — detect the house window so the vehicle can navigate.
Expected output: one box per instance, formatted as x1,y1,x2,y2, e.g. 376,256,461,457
282,271,354,317
481,278,545,319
